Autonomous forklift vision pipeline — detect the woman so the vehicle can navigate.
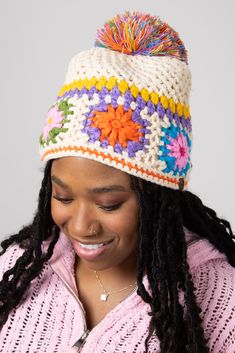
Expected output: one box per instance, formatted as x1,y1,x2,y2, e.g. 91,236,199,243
0,12,235,353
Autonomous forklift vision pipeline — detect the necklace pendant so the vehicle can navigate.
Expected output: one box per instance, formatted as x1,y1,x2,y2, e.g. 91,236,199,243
100,293,109,301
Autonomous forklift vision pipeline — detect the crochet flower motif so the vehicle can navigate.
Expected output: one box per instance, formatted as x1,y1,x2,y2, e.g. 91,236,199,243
91,105,143,147
40,99,73,147
160,124,191,176
168,133,190,171
43,106,64,140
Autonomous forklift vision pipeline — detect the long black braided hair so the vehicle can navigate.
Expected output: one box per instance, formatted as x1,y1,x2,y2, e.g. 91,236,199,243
0,161,235,353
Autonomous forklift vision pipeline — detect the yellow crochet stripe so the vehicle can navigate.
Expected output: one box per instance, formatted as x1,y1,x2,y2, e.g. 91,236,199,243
58,76,191,119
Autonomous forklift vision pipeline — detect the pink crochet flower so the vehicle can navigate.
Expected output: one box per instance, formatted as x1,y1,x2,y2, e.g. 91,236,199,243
43,106,64,140
168,133,189,171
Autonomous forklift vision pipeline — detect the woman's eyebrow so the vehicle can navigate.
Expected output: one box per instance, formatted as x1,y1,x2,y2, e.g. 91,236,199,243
87,185,128,194
51,175,71,190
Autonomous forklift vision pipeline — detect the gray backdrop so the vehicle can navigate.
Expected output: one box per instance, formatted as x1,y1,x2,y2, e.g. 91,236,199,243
0,0,234,240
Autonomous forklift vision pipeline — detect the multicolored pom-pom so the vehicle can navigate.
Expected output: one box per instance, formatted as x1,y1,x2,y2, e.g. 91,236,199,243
95,11,188,63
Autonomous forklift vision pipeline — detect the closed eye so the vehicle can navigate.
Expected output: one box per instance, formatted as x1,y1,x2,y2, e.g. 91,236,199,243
98,203,123,212
53,195,73,204
53,195,123,210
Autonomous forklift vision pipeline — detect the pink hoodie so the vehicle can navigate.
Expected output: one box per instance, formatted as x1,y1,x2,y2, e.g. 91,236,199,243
0,230,235,352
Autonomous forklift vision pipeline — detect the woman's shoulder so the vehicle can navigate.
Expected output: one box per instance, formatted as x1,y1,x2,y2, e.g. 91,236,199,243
185,230,235,352
185,229,235,304
186,231,227,269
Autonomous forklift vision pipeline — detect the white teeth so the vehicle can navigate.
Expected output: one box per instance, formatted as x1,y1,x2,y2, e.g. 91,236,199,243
79,243,105,250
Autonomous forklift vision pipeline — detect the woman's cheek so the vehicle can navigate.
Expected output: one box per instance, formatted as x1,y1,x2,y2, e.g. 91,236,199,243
51,200,68,226
104,203,138,236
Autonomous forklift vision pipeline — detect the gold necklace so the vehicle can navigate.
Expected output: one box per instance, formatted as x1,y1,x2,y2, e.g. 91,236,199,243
94,271,137,301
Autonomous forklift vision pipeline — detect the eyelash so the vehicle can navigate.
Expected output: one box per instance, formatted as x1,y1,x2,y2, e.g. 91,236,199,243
98,203,122,212
53,196,122,211
53,196,73,204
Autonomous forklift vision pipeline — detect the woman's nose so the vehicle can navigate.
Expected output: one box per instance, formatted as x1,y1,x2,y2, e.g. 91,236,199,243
68,204,101,239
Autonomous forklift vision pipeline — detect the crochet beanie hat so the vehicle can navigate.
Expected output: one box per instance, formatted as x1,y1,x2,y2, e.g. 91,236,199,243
39,12,192,190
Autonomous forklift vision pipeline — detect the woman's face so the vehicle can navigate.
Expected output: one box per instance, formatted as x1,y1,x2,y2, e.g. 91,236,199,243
51,157,139,271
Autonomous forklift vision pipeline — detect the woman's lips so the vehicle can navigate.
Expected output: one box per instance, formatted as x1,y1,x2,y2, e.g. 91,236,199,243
71,240,113,261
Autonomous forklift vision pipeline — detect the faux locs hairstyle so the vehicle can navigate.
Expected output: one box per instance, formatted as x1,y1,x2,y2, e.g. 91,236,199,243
0,161,235,353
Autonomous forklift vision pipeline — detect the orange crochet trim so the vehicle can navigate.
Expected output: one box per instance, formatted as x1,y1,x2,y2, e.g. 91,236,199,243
42,146,187,187
91,105,143,147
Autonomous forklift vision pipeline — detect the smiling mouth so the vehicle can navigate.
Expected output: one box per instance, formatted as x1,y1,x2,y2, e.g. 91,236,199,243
78,240,113,250
72,239,114,261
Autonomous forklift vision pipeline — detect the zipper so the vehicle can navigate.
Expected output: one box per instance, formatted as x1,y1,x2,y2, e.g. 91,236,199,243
48,261,89,342
73,329,90,351
51,269,91,352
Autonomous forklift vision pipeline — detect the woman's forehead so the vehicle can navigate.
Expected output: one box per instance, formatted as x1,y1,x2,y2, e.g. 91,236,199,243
51,157,132,187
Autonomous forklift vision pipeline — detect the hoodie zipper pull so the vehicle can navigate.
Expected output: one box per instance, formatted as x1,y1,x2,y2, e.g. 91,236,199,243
73,330,90,351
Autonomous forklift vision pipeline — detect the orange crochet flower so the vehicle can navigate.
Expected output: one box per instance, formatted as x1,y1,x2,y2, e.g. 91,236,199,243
91,105,143,147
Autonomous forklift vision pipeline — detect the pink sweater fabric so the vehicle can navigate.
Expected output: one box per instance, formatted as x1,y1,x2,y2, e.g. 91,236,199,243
0,231,235,353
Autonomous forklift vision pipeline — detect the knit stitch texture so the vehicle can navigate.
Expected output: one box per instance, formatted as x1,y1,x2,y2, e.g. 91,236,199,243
0,231,235,353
